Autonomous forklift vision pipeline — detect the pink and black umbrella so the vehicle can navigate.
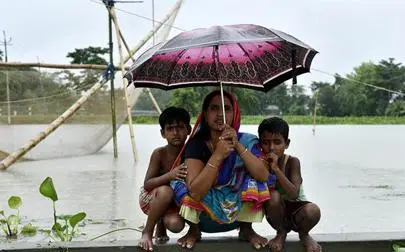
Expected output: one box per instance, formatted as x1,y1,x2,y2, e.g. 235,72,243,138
125,24,318,120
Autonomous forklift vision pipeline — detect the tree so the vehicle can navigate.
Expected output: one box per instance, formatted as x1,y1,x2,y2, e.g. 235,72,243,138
0,49,3,61
386,101,405,116
169,88,202,116
329,59,405,116
66,47,109,65
61,46,110,93
225,87,261,115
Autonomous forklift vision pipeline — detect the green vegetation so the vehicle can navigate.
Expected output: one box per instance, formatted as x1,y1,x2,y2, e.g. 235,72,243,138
0,196,37,238
39,177,86,242
2,115,405,125
1,47,405,124
129,115,405,125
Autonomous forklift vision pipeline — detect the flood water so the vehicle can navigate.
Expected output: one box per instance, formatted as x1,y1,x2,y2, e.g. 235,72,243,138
1,124,405,243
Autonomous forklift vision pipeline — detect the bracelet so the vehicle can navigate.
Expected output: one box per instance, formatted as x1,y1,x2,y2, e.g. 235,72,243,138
240,148,248,156
207,162,218,170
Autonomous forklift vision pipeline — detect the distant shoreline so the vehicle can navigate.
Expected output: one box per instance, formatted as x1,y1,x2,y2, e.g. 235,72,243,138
1,115,405,125
133,115,405,125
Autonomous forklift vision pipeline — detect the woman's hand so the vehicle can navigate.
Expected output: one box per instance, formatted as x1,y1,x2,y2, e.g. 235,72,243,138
214,138,234,160
220,125,239,147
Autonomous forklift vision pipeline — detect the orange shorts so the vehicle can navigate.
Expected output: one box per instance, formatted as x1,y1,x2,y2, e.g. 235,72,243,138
139,187,179,215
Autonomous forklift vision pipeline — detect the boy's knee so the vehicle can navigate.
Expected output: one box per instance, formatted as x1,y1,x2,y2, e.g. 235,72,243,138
155,185,174,200
303,203,321,222
164,216,185,233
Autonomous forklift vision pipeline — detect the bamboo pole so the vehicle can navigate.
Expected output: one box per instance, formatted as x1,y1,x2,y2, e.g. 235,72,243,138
5,70,11,124
146,89,162,114
0,79,106,170
116,0,184,115
312,90,319,135
0,0,184,170
107,5,118,158
121,0,183,64
109,7,138,162
0,62,128,71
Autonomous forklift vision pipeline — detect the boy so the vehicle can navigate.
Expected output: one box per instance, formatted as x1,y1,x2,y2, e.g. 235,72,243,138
138,106,191,251
258,117,321,252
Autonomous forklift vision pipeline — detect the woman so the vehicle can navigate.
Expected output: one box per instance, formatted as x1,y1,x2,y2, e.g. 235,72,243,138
170,90,274,249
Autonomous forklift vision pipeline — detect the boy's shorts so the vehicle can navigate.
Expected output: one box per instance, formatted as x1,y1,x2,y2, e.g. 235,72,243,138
139,187,157,214
139,187,179,215
284,199,311,232
266,199,311,232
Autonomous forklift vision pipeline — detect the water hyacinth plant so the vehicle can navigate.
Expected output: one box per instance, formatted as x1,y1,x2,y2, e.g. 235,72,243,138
39,177,86,241
0,196,37,238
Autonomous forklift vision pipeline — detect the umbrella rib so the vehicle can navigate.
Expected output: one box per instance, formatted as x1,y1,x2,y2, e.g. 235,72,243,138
264,41,309,69
213,45,220,83
165,49,188,87
236,42,265,85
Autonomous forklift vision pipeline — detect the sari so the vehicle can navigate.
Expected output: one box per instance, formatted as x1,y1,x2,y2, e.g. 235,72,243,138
170,91,275,231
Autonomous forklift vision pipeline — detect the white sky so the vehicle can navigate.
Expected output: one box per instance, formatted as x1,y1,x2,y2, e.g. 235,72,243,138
1,0,404,91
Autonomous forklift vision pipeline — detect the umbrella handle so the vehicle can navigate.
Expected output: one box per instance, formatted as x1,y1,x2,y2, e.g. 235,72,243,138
214,45,227,125
220,82,227,125
292,49,297,84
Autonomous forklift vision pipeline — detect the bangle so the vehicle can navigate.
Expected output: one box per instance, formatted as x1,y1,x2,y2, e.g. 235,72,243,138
240,148,248,156
207,162,218,170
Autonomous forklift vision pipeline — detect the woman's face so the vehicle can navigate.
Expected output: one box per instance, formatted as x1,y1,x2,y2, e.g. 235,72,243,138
205,95,234,131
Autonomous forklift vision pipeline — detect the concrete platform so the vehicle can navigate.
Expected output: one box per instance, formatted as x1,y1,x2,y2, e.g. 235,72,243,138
1,232,404,252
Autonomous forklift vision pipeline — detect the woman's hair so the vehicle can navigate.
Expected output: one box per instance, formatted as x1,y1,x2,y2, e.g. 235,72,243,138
195,90,235,140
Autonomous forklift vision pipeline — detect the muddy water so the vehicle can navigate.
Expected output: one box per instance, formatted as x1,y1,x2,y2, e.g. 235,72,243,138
1,124,405,243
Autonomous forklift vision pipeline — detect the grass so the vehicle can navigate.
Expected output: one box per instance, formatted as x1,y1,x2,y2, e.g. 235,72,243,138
130,115,405,125
1,115,405,125
240,115,405,125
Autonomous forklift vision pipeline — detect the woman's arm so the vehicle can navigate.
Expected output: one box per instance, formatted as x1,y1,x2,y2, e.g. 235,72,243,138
186,139,234,201
186,154,222,201
235,143,269,182
221,126,269,182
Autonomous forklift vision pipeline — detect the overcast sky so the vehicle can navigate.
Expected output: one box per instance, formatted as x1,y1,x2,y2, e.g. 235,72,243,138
1,0,404,90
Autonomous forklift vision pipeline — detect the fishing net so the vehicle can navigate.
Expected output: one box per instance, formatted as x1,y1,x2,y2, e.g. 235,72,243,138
0,68,134,160
0,3,182,161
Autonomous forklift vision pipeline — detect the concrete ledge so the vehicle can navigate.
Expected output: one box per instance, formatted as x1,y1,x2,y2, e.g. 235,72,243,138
1,232,404,252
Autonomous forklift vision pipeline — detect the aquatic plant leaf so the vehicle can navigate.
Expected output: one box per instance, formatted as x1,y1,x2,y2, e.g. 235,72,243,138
7,215,19,226
0,219,6,224
39,177,58,202
21,223,37,237
52,223,62,232
0,210,4,216
69,212,86,229
8,196,22,209
393,242,405,252
57,215,72,221
52,223,66,241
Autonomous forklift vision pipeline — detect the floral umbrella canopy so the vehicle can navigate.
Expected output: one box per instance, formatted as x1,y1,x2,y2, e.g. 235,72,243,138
125,24,318,119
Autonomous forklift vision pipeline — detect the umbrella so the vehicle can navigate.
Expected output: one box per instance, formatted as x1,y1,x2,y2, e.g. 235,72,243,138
125,24,318,122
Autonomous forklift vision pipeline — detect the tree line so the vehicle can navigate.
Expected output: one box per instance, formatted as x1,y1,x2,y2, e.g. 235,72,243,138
1,47,405,117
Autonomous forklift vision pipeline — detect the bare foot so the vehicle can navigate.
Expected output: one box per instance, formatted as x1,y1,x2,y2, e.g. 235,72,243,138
139,231,154,251
300,234,321,252
154,221,169,244
268,232,287,252
238,224,268,250
177,225,201,249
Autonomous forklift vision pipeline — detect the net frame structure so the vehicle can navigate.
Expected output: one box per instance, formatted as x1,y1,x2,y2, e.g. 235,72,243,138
0,0,184,170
